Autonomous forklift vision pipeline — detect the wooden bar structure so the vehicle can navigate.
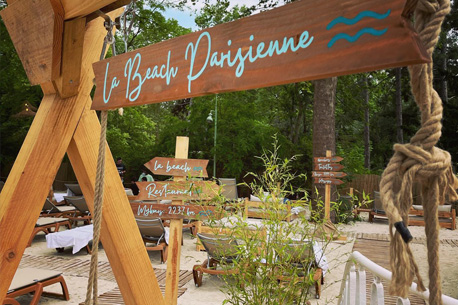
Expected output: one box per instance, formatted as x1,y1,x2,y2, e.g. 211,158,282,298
0,1,165,304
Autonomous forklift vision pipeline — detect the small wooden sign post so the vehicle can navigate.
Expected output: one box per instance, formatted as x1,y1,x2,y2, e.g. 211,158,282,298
314,150,345,220
141,138,214,305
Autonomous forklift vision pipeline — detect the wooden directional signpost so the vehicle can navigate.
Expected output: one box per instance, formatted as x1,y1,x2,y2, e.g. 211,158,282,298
0,0,430,304
138,139,216,304
314,151,345,220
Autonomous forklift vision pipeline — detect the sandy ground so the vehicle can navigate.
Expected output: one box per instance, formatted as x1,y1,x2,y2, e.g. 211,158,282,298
11,213,458,305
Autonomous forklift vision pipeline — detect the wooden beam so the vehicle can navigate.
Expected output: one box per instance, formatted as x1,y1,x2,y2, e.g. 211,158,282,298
67,109,165,305
0,9,120,304
1,0,64,85
62,0,117,20
55,17,86,98
165,136,188,305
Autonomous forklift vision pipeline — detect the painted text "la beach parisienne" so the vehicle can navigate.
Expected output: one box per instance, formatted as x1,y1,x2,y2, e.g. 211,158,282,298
102,30,314,104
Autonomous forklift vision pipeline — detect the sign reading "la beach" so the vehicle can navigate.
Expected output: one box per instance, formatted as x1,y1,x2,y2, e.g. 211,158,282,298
144,157,208,177
92,0,427,110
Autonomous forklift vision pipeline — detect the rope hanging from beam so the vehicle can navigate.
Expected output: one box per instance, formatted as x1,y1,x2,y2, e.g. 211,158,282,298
380,0,458,304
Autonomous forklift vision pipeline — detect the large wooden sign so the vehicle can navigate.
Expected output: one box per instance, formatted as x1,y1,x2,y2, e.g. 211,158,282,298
144,157,208,177
135,181,219,201
131,202,217,220
314,177,344,185
92,0,427,110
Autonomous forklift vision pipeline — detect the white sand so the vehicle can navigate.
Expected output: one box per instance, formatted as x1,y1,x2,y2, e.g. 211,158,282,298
13,215,458,304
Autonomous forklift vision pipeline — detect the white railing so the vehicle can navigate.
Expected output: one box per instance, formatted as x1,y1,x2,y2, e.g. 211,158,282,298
338,251,458,305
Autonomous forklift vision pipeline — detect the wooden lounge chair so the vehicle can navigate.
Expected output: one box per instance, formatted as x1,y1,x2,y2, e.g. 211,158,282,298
28,217,71,247
6,267,69,305
244,198,292,222
193,233,239,287
275,240,324,299
64,196,92,225
135,217,168,263
41,198,76,217
409,204,456,230
64,183,83,196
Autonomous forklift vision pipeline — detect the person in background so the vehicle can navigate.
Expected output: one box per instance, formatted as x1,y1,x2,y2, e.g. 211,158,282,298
130,177,139,196
116,157,126,182
138,169,154,182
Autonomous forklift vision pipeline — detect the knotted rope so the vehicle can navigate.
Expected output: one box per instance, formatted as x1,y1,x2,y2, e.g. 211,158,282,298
380,0,458,303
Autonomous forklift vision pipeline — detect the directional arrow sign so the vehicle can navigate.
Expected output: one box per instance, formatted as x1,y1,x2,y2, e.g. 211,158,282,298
144,157,208,177
131,203,219,220
314,156,343,163
136,181,219,201
314,163,345,171
92,0,428,110
312,171,347,178
314,178,344,185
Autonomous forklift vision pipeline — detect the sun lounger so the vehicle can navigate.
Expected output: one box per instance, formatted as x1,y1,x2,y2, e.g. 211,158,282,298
28,217,71,247
64,196,92,225
46,224,93,254
41,198,76,217
135,217,168,263
6,267,69,305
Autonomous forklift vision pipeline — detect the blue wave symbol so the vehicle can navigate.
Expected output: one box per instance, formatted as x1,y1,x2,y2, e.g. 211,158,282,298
327,28,388,48
327,10,391,30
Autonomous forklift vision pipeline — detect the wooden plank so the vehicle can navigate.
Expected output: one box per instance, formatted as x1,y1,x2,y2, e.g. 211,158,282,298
314,163,344,171
312,171,347,178
144,157,209,177
135,180,219,201
62,0,117,20
1,0,64,85
55,17,86,98
165,136,188,305
0,10,116,304
314,156,343,163
92,0,428,110
314,177,344,185
132,203,217,220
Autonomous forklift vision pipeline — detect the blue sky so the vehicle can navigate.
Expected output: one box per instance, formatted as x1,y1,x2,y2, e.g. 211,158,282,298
163,1,260,31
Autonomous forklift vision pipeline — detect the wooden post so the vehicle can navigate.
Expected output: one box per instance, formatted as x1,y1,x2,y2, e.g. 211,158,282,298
165,136,188,305
324,150,332,220
0,6,165,305
349,188,354,196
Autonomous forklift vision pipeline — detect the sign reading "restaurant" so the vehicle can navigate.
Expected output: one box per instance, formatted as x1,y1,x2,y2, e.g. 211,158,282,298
92,0,427,110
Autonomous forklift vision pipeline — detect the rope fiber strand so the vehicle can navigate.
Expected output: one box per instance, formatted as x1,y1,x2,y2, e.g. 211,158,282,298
380,0,458,303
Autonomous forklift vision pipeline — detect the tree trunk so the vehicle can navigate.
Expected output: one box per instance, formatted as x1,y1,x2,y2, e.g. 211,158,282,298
362,74,370,170
395,68,404,144
312,77,338,221
440,41,448,104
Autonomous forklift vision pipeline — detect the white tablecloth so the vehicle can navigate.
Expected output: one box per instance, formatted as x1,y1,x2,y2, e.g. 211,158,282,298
46,225,93,254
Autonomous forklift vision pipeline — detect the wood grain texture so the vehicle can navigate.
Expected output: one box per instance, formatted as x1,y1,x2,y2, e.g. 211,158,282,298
62,0,117,20
92,0,429,110
0,10,114,304
1,0,64,85
55,17,86,98
165,136,188,305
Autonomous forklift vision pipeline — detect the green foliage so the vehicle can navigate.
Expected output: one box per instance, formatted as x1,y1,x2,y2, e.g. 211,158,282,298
201,140,331,304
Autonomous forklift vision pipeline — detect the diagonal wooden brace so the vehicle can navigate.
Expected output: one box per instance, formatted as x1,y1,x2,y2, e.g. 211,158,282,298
0,9,164,305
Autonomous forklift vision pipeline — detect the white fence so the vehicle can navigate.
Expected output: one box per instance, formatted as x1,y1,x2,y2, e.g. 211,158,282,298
338,251,458,305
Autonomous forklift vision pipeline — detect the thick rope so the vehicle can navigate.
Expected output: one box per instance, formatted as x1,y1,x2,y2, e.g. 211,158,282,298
380,0,458,303
84,110,108,305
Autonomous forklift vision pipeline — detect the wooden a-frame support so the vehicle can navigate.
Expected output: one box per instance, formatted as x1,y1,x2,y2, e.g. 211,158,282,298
0,1,165,304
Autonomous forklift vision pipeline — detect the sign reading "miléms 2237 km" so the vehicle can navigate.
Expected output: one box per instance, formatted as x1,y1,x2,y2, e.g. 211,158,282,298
92,0,427,110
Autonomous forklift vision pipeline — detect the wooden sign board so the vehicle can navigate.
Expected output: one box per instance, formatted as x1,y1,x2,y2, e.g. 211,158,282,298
144,157,208,177
135,181,219,201
314,177,344,185
131,202,218,220
314,156,343,163
312,171,347,178
314,163,345,171
92,0,427,110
